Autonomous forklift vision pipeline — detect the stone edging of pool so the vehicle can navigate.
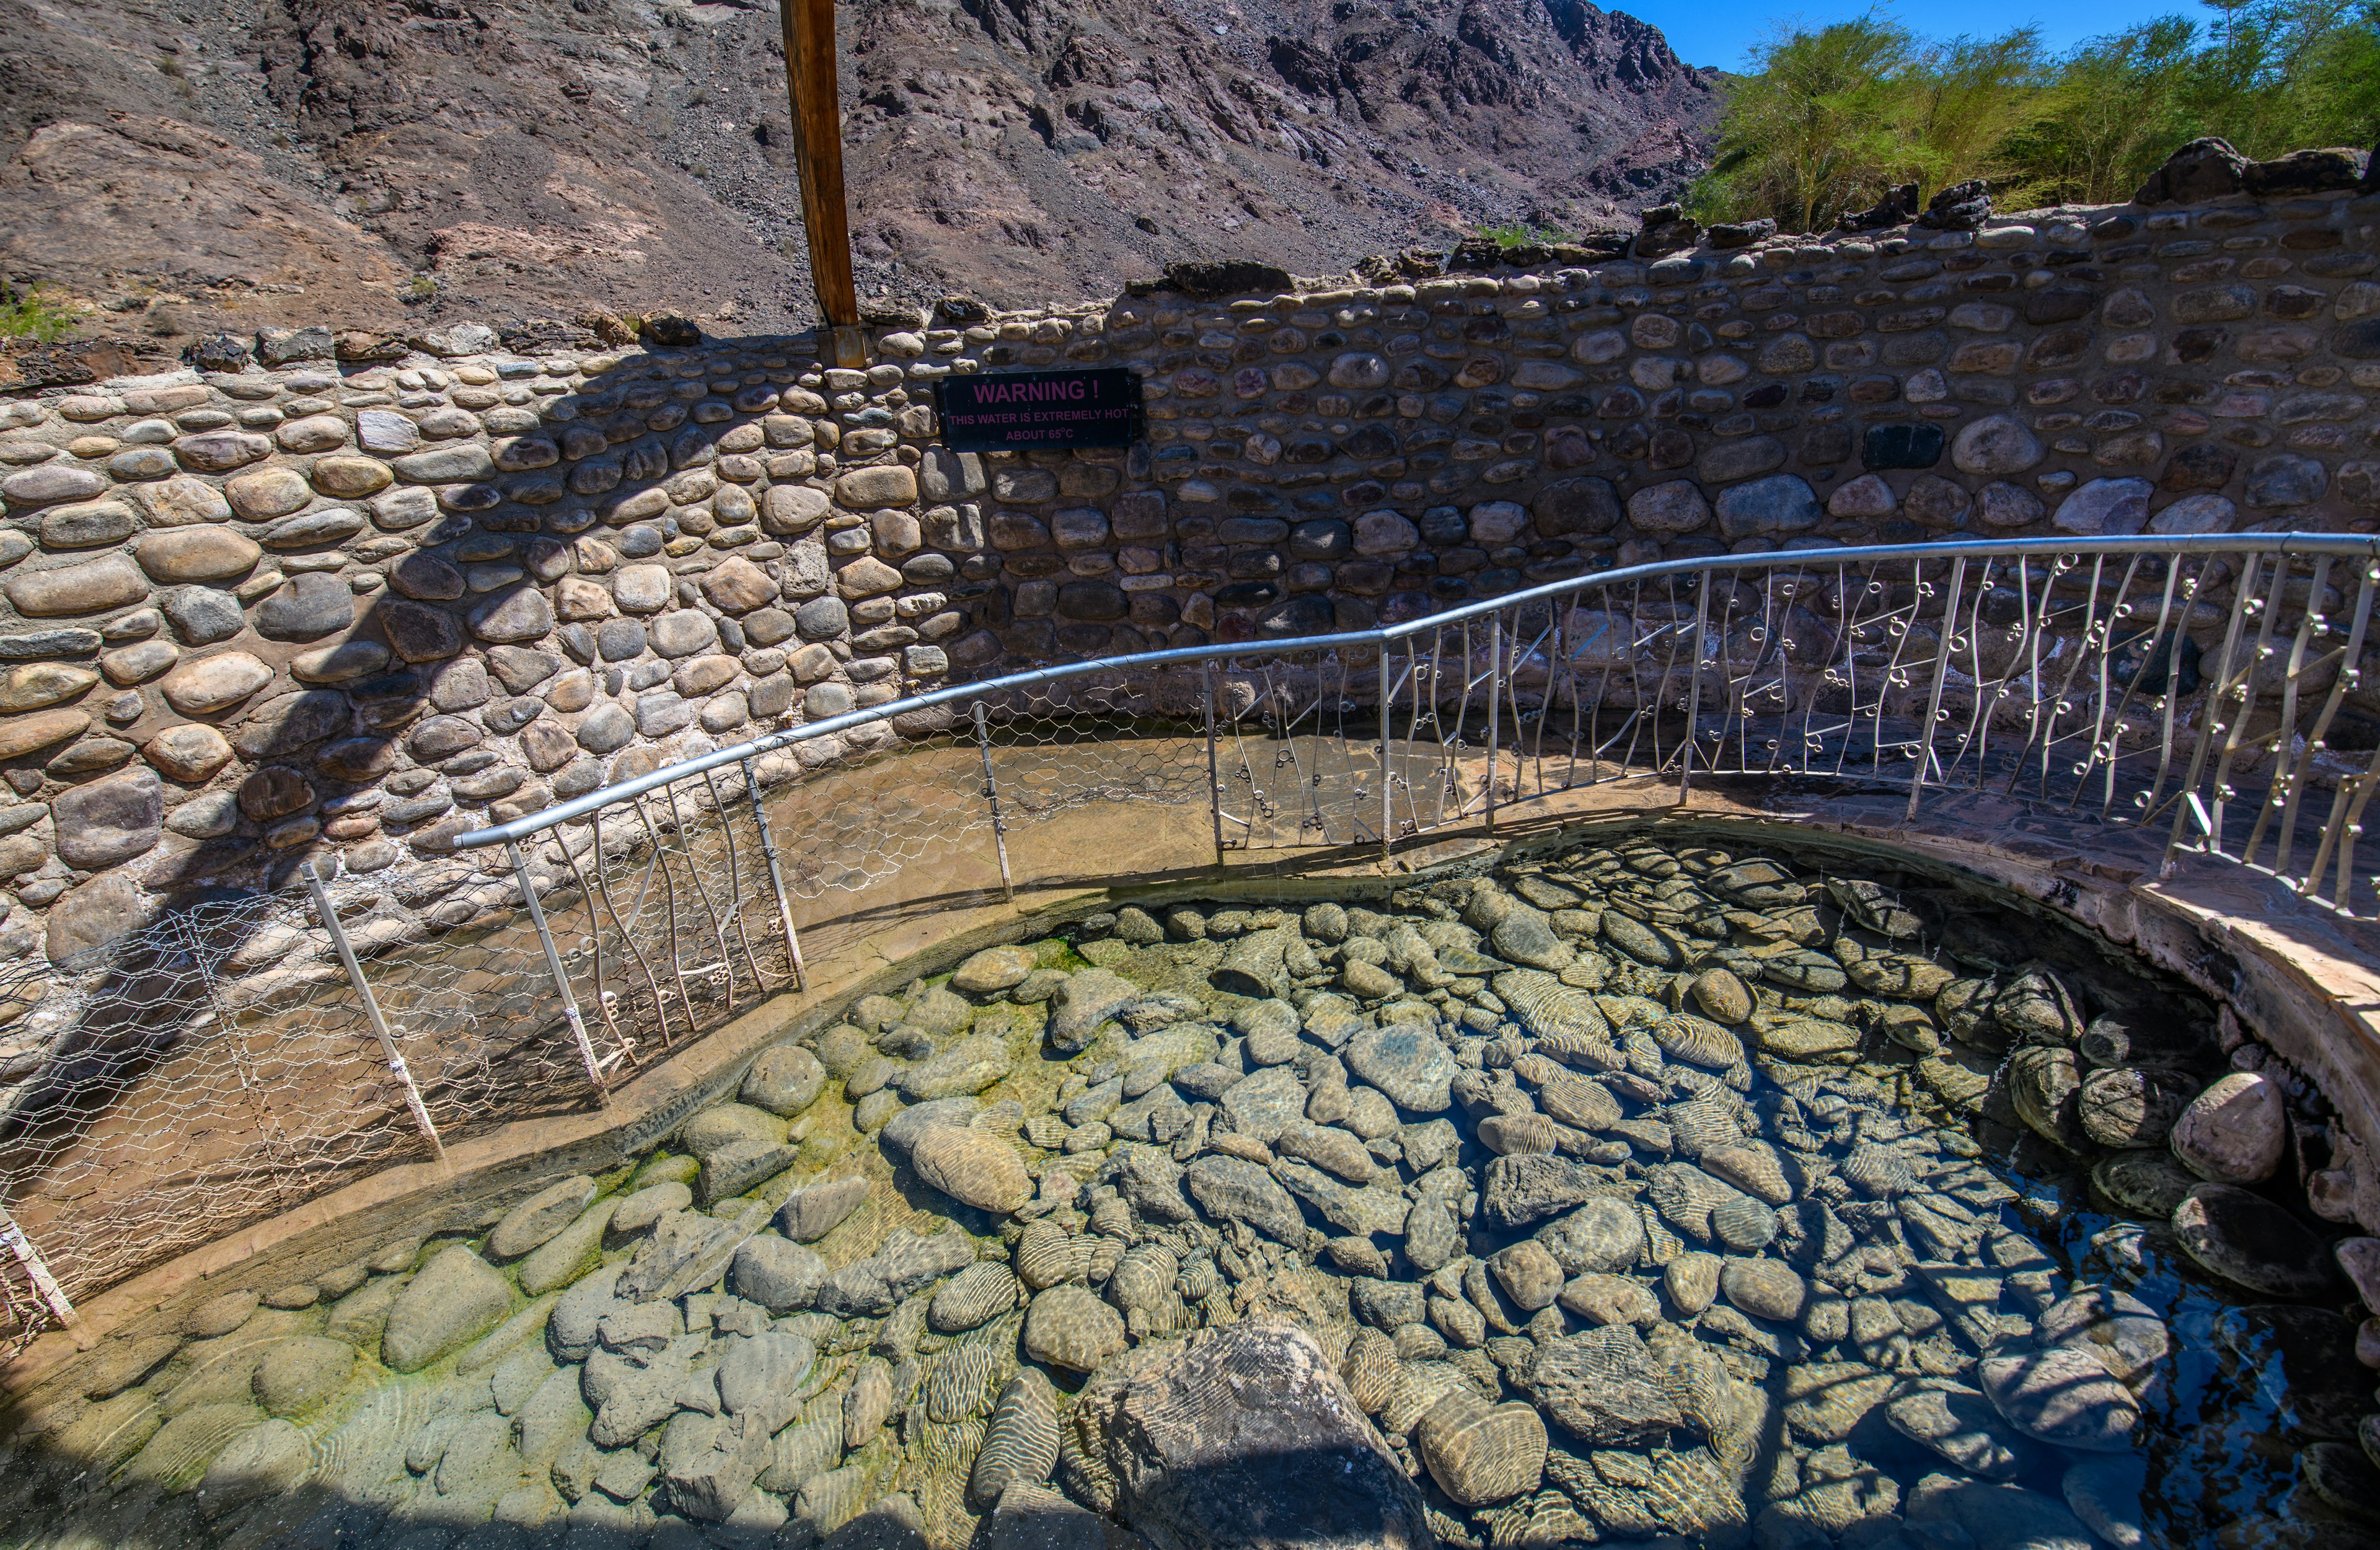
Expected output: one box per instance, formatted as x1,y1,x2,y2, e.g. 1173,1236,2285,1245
5,774,2375,1417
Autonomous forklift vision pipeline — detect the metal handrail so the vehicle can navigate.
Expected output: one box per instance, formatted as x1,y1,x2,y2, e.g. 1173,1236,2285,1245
455,532,2380,852
7,531,2376,1350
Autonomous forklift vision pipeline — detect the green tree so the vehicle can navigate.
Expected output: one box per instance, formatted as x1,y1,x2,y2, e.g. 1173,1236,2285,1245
1686,15,1921,234
2187,0,2380,155
1690,0,2380,228
1902,29,2052,198
2003,19,2201,204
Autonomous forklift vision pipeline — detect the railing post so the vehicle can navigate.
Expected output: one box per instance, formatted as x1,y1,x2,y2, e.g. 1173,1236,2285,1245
1484,614,1502,832
2166,546,2267,873
1378,648,1394,867
739,757,809,991
1680,572,1714,801
969,703,1015,904
1908,557,1968,821
302,861,444,1160
509,840,612,1102
2327,766,2380,912
0,1205,73,1326
1202,659,1226,866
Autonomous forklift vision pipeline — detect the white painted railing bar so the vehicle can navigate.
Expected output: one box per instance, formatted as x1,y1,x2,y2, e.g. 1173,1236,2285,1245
0,1208,71,1326
969,703,1016,905
741,754,813,985
509,840,613,1101
300,861,444,1160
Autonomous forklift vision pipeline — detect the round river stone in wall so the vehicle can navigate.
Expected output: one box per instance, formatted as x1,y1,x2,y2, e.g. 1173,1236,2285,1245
1951,414,2044,475
134,529,260,583
0,661,99,713
1711,475,1820,540
161,653,272,715
144,724,233,782
6,557,149,617
2053,478,2153,536
51,770,162,870
254,573,355,641
1626,480,1711,533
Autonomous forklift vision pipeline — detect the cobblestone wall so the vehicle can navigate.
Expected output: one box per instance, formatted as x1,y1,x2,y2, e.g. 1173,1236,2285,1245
0,190,2377,983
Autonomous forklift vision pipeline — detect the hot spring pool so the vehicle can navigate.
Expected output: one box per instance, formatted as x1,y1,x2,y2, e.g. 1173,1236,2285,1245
5,834,2375,1550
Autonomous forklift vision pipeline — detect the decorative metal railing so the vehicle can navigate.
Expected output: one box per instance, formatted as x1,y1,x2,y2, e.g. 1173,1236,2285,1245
3,532,2374,1360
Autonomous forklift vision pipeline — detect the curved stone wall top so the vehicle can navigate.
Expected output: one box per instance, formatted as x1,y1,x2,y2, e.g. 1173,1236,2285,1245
0,190,2376,974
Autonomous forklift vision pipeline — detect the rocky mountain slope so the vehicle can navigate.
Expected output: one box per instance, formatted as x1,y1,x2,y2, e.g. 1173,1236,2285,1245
0,0,1718,341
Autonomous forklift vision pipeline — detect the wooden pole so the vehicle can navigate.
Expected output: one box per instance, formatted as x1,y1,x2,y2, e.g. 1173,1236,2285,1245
779,0,861,347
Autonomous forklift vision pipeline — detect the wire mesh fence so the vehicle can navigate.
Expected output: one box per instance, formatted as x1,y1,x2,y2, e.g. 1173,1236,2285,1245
0,692,1217,1362
2,533,2374,1365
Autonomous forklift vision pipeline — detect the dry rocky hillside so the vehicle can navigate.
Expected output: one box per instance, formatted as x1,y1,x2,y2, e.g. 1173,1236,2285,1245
0,0,1717,346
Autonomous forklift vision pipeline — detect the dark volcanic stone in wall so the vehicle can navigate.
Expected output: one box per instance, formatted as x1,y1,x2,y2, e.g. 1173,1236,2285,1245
1865,425,1946,470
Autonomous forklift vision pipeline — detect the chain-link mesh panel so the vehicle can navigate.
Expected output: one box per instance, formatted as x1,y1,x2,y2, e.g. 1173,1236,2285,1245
0,886,418,1365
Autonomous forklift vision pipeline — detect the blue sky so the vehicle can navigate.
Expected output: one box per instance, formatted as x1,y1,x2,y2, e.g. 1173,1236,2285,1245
1632,0,2208,70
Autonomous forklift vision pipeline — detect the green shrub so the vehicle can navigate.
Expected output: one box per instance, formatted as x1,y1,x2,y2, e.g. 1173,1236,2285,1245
0,282,75,343
1476,222,1572,249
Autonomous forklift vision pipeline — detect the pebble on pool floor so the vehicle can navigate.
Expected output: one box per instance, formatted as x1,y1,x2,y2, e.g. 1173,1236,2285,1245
5,837,2378,1550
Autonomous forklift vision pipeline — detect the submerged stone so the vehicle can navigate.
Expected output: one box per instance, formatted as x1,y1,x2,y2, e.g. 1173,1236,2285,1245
382,1246,512,1373
1977,1346,2139,1451
1885,1383,2026,1479
1345,1023,1457,1111
2173,1184,2339,1298
43,835,2341,1546
1524,1325,1684,1444
1067,1321,1430,1547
